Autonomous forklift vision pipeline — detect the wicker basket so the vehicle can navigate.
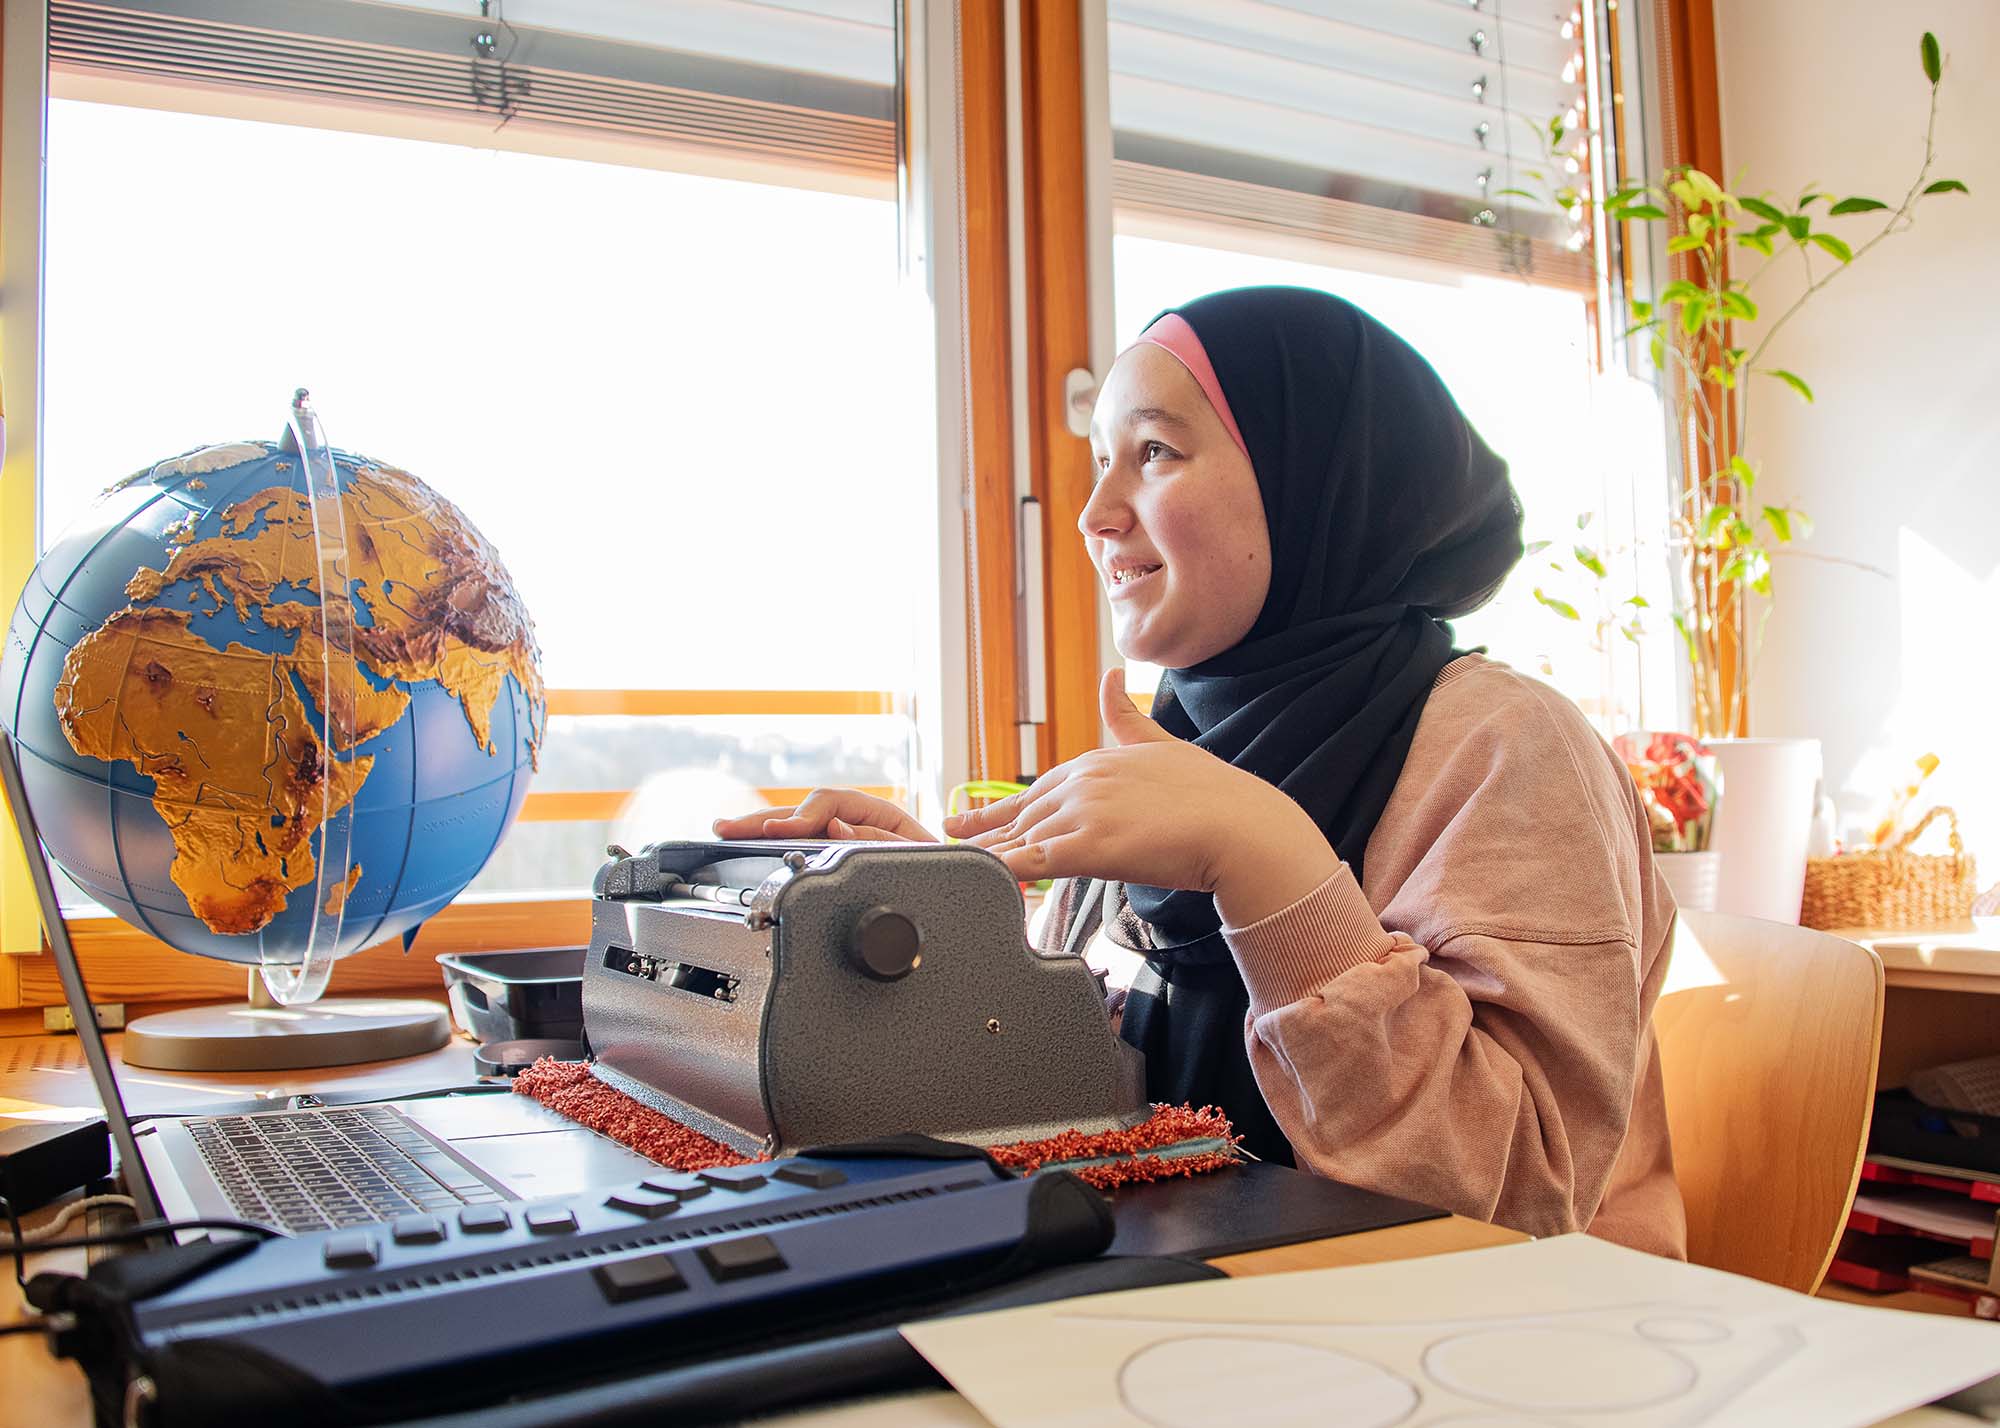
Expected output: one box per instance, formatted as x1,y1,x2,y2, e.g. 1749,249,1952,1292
1800,805,1979,930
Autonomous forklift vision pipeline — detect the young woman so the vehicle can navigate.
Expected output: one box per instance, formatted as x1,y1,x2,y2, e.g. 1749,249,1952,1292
715,286,1684,1257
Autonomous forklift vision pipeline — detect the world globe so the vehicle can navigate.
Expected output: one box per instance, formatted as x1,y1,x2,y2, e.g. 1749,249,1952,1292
0,420,544,1005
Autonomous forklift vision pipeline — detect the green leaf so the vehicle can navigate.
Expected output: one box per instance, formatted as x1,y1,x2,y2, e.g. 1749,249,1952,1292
1798,192,1826,208
1783,213,1810,241
1649,333,1667,369
1684,168,1725,205
1667,234,1706,254
1924,179,1970,195
1625,595,1651,608
1681,295,1711,335
1669,178,1698,209
1739,196,1788,225
1524,540,1552,557
1700,504,1735,545
1622,204,1670,221
1828,196,1889,215
1766,369,1815,403
1657,279,1704,304
1492,187,1540,201
1808,232,1854,263
1736,231,1776,257
1922,32,1941,85
1630,299,1653,321
1705,364,1737,390
1721,548,1773,595
1762,506,1794,543
1729,455,1758,490
1533,588,1582,621
1719,289,1759,320
1574,544,1609,578
1576,511,1594,530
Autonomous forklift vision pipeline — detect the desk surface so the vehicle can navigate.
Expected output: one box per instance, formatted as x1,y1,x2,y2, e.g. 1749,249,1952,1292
0,1035,1975,1428
1836,922,2000,993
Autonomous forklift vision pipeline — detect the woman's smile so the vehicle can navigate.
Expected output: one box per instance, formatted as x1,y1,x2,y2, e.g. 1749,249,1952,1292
1106,558,1163,597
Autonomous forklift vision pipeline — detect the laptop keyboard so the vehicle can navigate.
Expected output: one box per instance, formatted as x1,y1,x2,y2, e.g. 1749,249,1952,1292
188,1107,506,1234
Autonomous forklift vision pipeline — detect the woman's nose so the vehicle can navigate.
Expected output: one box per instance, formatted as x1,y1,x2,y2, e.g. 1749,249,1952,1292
1078,468,1130,537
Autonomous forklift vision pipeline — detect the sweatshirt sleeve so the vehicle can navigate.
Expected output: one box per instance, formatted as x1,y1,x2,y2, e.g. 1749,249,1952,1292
1221,664,1661,1240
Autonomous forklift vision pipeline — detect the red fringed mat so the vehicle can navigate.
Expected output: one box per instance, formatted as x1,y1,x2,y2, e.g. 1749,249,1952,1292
513,1058,1238,1190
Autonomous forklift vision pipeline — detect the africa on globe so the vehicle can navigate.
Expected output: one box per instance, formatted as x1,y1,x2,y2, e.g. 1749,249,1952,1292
0,429,545,983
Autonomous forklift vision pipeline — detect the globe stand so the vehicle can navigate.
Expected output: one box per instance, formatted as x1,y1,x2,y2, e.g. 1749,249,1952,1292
120,968,452,1072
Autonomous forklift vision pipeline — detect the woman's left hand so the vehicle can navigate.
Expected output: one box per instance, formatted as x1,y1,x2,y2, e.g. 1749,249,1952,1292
942,669,1340,925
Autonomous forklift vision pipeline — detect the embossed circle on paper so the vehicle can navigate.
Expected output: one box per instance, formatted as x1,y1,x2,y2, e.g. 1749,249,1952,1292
1423,1328,1697,1412
1119,1336,1417,1428
1637,1315,1732,1345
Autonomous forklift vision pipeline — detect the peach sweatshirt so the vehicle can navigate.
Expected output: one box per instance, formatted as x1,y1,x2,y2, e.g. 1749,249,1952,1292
1063,654,1686,1257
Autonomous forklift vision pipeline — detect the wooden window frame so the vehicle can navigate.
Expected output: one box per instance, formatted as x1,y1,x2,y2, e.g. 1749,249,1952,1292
0,5,949,1014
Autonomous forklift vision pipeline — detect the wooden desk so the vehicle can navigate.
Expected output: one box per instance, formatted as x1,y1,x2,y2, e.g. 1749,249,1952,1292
0,1036,1977,1428
0,1033,1522,1426
1827,924,2000,1092
1840,922,2000,997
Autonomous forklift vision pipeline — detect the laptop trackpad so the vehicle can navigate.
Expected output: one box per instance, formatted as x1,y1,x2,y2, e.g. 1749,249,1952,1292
401,1094,662,1200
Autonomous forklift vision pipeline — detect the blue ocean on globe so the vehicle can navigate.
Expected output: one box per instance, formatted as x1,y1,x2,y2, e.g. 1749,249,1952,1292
0,438,545,968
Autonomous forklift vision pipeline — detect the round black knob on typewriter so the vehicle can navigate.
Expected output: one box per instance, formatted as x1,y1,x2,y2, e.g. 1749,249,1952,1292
850,907,922,981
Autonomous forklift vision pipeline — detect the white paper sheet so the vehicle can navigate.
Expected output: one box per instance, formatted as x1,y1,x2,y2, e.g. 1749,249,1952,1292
901,1235,2000,1428
1853,1188,1997,1242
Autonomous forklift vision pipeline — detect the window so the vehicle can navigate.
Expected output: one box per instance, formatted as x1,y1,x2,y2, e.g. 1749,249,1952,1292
31,0,933,910
1100,0,1674,733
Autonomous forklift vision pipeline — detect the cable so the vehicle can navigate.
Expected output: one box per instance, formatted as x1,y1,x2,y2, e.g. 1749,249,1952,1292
2,1193,284,1291
0,1194,135,1248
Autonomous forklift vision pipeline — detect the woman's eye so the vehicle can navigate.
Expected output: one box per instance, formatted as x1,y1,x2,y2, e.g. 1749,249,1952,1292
1143,441,1174,463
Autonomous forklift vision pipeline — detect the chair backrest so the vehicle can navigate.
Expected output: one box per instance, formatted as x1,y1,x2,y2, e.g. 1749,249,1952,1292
1653,910,1884,1293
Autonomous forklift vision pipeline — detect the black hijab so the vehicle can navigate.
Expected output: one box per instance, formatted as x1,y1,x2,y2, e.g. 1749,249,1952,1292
1113,286,1523,1162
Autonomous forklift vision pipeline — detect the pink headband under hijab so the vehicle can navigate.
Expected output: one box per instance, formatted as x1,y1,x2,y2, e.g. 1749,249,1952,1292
1133,312,1249,458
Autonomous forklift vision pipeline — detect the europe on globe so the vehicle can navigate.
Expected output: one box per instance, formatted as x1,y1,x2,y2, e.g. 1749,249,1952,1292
0,433,545,986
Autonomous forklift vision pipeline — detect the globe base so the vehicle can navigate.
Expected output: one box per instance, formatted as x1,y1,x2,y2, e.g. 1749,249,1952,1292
121,997,451,1072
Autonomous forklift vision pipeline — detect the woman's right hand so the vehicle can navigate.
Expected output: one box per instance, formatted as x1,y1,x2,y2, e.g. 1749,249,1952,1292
711,787,938,843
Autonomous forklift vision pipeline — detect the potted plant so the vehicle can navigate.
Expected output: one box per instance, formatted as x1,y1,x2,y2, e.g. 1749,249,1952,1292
1614,733,1723,911
1526,32,1967,921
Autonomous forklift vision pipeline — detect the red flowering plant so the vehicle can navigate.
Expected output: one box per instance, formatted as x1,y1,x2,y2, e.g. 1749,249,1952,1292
1612,732,1722,854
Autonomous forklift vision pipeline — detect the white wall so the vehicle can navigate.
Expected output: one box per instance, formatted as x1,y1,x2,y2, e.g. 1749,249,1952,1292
1714,0,2000,869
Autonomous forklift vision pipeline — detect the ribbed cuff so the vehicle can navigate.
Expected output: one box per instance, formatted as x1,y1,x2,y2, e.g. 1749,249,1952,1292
1221,863,1399,1015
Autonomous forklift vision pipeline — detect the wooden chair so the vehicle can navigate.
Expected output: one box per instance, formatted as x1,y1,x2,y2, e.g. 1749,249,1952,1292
1653,909,1884,1293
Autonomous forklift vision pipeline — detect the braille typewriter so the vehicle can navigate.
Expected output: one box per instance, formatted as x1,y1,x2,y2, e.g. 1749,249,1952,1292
582,839,1151,1156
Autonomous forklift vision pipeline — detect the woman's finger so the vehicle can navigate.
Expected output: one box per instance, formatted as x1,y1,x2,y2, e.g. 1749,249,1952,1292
712,805,797,838
945,764,1075,838
963,780,1066,849
942,768,1059,836
828,817,905,842
995,830,1088,881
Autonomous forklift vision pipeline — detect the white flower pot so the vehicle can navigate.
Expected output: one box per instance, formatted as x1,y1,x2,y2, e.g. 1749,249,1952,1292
1706,737,1823,925
1655,850,1721,913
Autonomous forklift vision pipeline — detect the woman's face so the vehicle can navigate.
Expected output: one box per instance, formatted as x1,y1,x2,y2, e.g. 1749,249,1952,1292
1082,344,1271,669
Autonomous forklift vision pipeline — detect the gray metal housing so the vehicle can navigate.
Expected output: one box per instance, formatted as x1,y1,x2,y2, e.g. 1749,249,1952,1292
583,841,1149,1157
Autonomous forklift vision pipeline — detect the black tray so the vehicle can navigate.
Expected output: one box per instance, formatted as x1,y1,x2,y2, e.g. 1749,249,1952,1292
436,946,587,1048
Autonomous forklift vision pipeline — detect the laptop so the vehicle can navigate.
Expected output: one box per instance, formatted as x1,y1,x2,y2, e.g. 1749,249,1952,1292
0,731,658,1238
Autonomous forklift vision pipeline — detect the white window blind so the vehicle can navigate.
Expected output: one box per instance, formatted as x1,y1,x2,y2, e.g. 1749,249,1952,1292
1107,0,1592,288
48,0,897,178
